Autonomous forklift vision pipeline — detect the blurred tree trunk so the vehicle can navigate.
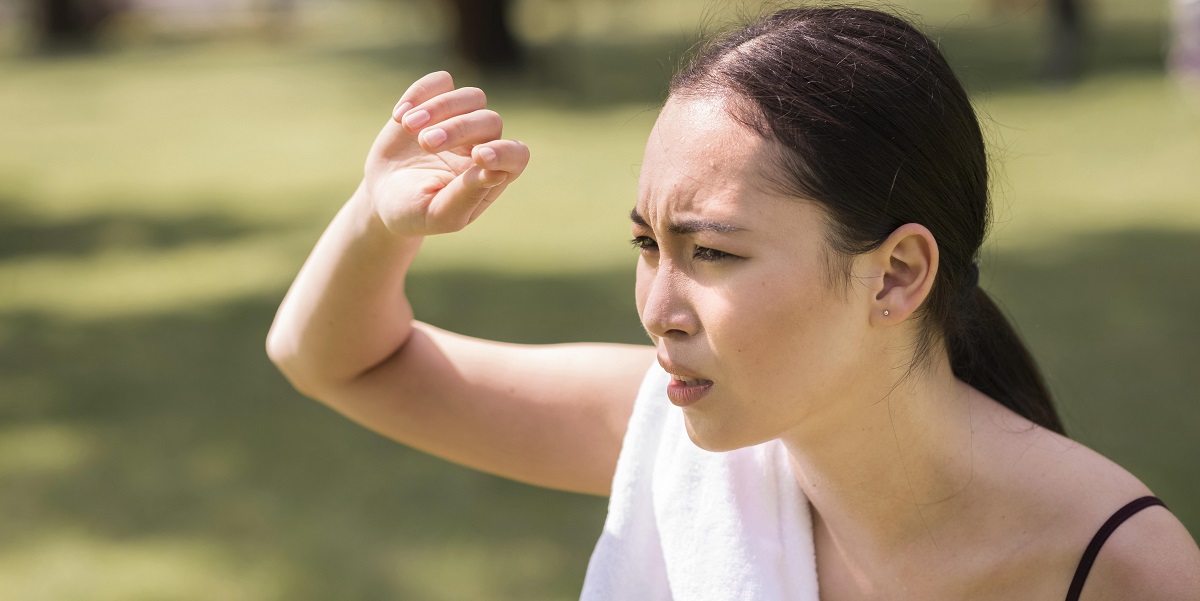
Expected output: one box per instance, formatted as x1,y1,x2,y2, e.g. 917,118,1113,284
447,0,521,71
30,0,124,51
261,0,298,42
1171,0,1200,82
1042,0,1085,83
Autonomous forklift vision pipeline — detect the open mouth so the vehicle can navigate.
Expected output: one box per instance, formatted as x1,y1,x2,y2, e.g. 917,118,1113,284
669,374,714,387
665,374,714,407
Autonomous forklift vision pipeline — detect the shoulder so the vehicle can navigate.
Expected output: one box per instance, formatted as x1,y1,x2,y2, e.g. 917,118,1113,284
1004,429,1200,600
972,407,1199,600
1076,501,1200,601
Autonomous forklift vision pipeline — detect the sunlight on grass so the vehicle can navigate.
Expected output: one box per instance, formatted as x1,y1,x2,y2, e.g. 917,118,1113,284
384,540,583,601
0,232,307,318
0,424,91,477
985,73,1200,247
0,531,288,601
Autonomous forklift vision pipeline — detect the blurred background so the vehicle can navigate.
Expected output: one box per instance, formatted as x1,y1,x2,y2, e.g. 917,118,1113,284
0,0,1197,599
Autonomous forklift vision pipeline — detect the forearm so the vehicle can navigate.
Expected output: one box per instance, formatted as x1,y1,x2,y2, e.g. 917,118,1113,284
268,70,527,395
266,183,422,395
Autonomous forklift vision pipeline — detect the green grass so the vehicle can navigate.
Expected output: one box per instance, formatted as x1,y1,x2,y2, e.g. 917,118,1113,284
1,0,1198,599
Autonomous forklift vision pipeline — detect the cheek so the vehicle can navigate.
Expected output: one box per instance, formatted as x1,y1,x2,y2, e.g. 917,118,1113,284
716,279,857,396
633,262,650,320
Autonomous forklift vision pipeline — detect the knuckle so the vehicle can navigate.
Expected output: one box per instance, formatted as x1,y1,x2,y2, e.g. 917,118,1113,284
463,86,487,105
480,110,503,133
510,141,529,161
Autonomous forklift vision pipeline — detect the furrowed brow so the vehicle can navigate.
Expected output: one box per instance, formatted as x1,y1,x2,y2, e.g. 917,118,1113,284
630,208,745,235
668,219,745,235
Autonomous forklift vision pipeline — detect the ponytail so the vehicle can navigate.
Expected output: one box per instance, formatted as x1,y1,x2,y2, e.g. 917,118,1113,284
948,287,1065,434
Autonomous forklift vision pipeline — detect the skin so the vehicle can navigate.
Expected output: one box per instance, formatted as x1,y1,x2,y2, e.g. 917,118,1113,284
268,72,1200,600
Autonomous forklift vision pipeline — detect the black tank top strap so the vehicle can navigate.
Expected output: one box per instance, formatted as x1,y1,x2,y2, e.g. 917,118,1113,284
1064,495,1167,601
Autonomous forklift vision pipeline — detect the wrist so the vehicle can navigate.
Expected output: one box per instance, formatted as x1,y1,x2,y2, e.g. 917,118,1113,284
348,181,424,254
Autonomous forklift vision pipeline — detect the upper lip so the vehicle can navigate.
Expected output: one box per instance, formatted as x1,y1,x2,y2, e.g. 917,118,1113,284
657,354,711,382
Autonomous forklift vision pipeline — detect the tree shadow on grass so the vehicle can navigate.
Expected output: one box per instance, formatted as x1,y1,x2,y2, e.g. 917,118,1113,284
0,229,1196,599
0,198,264,260
933,19,1169,93
326,18,1170,106
984,229,1200,522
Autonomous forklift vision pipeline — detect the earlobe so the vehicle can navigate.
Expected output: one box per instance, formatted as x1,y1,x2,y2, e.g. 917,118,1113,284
872,223,938,323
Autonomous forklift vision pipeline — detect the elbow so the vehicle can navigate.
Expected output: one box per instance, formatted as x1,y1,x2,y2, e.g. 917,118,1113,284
264,323,296,373
265,330,321,399
264,327,292,370
264,328,361,401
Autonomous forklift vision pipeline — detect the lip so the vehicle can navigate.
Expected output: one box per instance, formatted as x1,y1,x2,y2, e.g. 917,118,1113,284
666,378,713,407
658,356,714,408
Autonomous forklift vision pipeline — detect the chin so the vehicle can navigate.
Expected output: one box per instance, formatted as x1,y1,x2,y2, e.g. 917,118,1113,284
682,414,760,453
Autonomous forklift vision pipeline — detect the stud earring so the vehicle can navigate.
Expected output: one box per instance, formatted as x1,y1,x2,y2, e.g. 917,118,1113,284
883,310,890,316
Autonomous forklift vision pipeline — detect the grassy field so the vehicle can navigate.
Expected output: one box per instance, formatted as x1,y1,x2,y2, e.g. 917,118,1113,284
1,0,1198,599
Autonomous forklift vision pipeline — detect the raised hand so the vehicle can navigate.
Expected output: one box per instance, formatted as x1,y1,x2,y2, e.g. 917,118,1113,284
361,71,530,237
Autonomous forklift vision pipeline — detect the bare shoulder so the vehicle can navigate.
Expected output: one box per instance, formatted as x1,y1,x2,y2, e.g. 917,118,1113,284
972,404,1199,600
1076,503,1200,601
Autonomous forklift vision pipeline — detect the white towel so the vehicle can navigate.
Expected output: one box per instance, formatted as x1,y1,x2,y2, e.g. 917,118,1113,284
580,363,820,601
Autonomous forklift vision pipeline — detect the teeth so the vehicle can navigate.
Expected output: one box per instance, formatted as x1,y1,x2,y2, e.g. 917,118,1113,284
671,374,705,386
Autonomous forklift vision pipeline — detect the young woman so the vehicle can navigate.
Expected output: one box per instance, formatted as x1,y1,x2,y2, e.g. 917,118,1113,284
266,7,1200,600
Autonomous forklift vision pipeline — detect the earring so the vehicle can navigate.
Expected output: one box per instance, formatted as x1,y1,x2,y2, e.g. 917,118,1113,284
883,310,890,316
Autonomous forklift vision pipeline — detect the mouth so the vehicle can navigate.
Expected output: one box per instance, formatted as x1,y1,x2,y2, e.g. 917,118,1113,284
667,373,714,387
659,357,715,407
665,375,714,407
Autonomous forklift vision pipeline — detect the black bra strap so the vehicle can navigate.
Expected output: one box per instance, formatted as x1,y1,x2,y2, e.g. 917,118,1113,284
1064,496,1167,601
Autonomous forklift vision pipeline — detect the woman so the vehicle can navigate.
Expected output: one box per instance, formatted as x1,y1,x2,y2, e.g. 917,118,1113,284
266,7,1200,600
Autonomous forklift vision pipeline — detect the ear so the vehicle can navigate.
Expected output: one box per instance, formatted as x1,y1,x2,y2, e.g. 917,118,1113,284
864,223,939,325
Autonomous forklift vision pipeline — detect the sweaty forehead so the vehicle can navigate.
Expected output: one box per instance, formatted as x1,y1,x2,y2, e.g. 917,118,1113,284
638,96,773,221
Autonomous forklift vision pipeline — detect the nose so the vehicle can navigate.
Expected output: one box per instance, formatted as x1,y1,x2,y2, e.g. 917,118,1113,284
637,262,699,340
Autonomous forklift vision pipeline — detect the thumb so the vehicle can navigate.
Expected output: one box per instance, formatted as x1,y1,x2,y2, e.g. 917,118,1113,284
425,165,508,232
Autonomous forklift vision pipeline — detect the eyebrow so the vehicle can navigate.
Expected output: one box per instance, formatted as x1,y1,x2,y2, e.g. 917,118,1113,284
629,208,746,235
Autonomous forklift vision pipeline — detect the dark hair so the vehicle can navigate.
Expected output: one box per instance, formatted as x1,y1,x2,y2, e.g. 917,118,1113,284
671,7,1065,434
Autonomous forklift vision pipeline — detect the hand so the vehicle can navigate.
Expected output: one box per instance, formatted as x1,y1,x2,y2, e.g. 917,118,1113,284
361,71,530,237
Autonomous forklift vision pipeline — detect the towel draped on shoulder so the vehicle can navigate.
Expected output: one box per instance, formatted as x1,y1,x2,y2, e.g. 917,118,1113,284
580,363,819,601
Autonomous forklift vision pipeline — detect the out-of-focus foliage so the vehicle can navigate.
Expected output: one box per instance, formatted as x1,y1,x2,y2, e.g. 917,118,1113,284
0,1,1197,599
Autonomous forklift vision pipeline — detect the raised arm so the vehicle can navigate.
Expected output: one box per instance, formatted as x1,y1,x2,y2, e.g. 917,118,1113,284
266,72,653,495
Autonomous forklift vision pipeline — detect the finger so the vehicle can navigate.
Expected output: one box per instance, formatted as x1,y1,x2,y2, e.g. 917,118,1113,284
472,140,530,177
417,109,503,153
391,71,455,122
401,86,487,135
373,72,456,153
426,165,508,232
467,167,523,225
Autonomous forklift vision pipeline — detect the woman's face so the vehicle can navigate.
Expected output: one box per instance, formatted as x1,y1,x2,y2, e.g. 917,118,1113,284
633,95,879,451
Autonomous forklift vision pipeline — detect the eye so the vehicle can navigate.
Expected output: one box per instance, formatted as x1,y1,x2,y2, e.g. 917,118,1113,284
630,236,658,252
693,246,735,261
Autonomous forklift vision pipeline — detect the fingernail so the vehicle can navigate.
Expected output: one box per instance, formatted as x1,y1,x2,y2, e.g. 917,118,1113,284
404,109,430,129
478,147,497,164
392,101,412,121
422,128,447,148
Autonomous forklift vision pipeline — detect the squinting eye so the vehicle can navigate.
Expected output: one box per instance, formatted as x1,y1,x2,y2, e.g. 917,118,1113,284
693,246,734,261
630,236,658,251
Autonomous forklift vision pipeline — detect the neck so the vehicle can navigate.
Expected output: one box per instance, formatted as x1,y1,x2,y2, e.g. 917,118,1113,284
780,352,979,576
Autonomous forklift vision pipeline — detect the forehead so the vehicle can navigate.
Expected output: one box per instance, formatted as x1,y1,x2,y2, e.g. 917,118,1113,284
637,95,778,223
